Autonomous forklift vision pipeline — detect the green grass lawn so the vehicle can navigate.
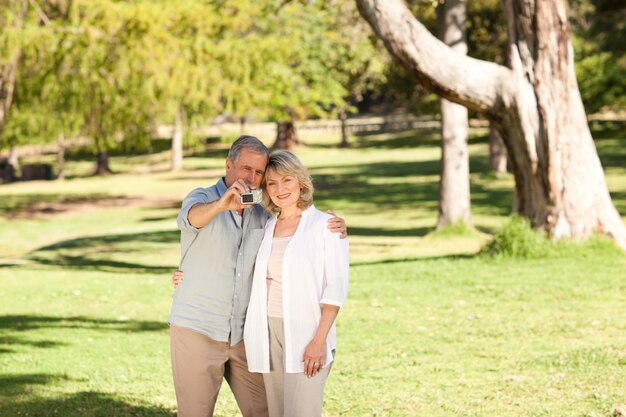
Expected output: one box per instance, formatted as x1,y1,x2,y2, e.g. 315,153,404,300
1,126,625,416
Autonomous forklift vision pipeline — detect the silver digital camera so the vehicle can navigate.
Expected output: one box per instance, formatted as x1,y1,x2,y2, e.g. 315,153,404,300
240,188,263,205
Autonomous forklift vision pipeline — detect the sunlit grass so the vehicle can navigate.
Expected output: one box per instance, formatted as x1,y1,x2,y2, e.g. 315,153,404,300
1,125,625,416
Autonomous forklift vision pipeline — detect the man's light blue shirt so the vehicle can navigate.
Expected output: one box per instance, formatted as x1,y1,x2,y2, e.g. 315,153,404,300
169,178,268,345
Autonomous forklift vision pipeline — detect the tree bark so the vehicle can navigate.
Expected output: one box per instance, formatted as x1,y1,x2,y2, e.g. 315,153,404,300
93,135,112,175
94,150,112,175
0,56,19,143
171,108,184,171
356,0,626,248
339,108,350,148
7,146,20,175
57,134,66,180
272,121,299,150
0,2,25,146
436,0,471,229
489,124,507,175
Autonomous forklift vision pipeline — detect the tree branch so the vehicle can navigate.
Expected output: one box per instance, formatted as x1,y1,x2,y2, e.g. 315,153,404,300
28,0,50,25
355,0,517,115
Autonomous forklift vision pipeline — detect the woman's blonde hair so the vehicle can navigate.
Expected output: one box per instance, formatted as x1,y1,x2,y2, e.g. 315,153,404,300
262,150,314,214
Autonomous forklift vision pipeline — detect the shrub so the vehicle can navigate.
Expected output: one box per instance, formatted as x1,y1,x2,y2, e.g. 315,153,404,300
482,216,624,259
482,216,548,258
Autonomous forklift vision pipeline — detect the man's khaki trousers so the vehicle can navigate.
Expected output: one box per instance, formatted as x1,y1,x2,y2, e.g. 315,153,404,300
170,324,268,417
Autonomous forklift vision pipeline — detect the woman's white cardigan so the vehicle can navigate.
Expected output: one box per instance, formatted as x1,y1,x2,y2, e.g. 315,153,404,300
244,205,349,373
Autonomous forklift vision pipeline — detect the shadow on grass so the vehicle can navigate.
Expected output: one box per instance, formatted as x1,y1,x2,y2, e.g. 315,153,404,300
141,215,176,222
29,256,176,274
312,156,512,217
609,191,626,217
0,316,166,357
29,230,179,274
0,193,112,217
353,128,441,149
592,125,626,169
306,129,442,150
350,253,478,267
0,373,71,397
0,390,174,417
0,335,66,354
349,226,432,237
0,315,167,333
36,230,180,252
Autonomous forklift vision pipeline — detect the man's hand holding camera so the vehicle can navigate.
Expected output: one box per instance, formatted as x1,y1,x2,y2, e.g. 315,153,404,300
219,179,254,212
187,179,261,229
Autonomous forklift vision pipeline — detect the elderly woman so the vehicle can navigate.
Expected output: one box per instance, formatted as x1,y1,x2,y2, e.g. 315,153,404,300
243,150,349,417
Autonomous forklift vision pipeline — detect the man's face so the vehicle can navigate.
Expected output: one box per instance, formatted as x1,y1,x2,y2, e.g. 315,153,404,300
225,147,268,189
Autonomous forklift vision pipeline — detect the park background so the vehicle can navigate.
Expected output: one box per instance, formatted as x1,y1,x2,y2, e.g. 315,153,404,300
1,1,625,416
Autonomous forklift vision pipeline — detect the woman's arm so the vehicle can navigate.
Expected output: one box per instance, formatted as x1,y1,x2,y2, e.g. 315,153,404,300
172,270,184,288
302,304,340,378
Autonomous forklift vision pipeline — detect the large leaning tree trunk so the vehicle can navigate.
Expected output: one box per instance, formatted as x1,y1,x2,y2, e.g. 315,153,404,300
356,0,626,248
436,0,471,229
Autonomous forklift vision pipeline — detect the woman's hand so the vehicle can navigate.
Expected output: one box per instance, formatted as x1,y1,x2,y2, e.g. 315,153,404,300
302,337,326,378
172,270,184,288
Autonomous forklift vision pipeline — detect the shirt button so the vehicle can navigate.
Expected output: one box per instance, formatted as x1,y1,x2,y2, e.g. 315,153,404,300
237,273,241,277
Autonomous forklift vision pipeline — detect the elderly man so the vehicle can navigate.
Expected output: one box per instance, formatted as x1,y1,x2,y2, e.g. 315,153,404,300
169,135,346,417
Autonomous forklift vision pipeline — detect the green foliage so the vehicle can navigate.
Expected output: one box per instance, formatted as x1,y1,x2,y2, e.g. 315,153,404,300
569,0,626,113
146,0,222,125
466,0,508,64
482,216,549,258
3,0,385,155
3,0,626,156
214,0,382,122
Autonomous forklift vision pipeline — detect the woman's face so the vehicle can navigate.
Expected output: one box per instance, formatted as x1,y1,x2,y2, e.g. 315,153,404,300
265,168,301,209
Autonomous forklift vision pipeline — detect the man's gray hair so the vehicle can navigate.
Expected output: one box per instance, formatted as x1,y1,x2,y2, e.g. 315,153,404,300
228,135,269,162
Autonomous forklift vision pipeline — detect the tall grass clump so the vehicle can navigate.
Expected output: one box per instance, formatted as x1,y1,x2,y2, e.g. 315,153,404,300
481,216,624,259
482,216,548,258
429,221,477,238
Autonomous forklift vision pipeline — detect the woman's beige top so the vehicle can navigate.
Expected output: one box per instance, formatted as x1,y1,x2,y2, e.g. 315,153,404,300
266,235,292,318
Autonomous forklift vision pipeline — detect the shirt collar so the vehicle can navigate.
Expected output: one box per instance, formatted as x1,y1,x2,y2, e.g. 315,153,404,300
216,177,228,197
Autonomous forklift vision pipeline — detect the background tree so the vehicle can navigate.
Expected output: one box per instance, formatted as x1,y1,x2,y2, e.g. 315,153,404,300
465,0,509,174
436,0,471,229
4,0,83,179
207,0,362,150
148,0,222,171
0,0,28,174
54,0,155,175
356,0,626,247
325,0,386,148
263,1,348,149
